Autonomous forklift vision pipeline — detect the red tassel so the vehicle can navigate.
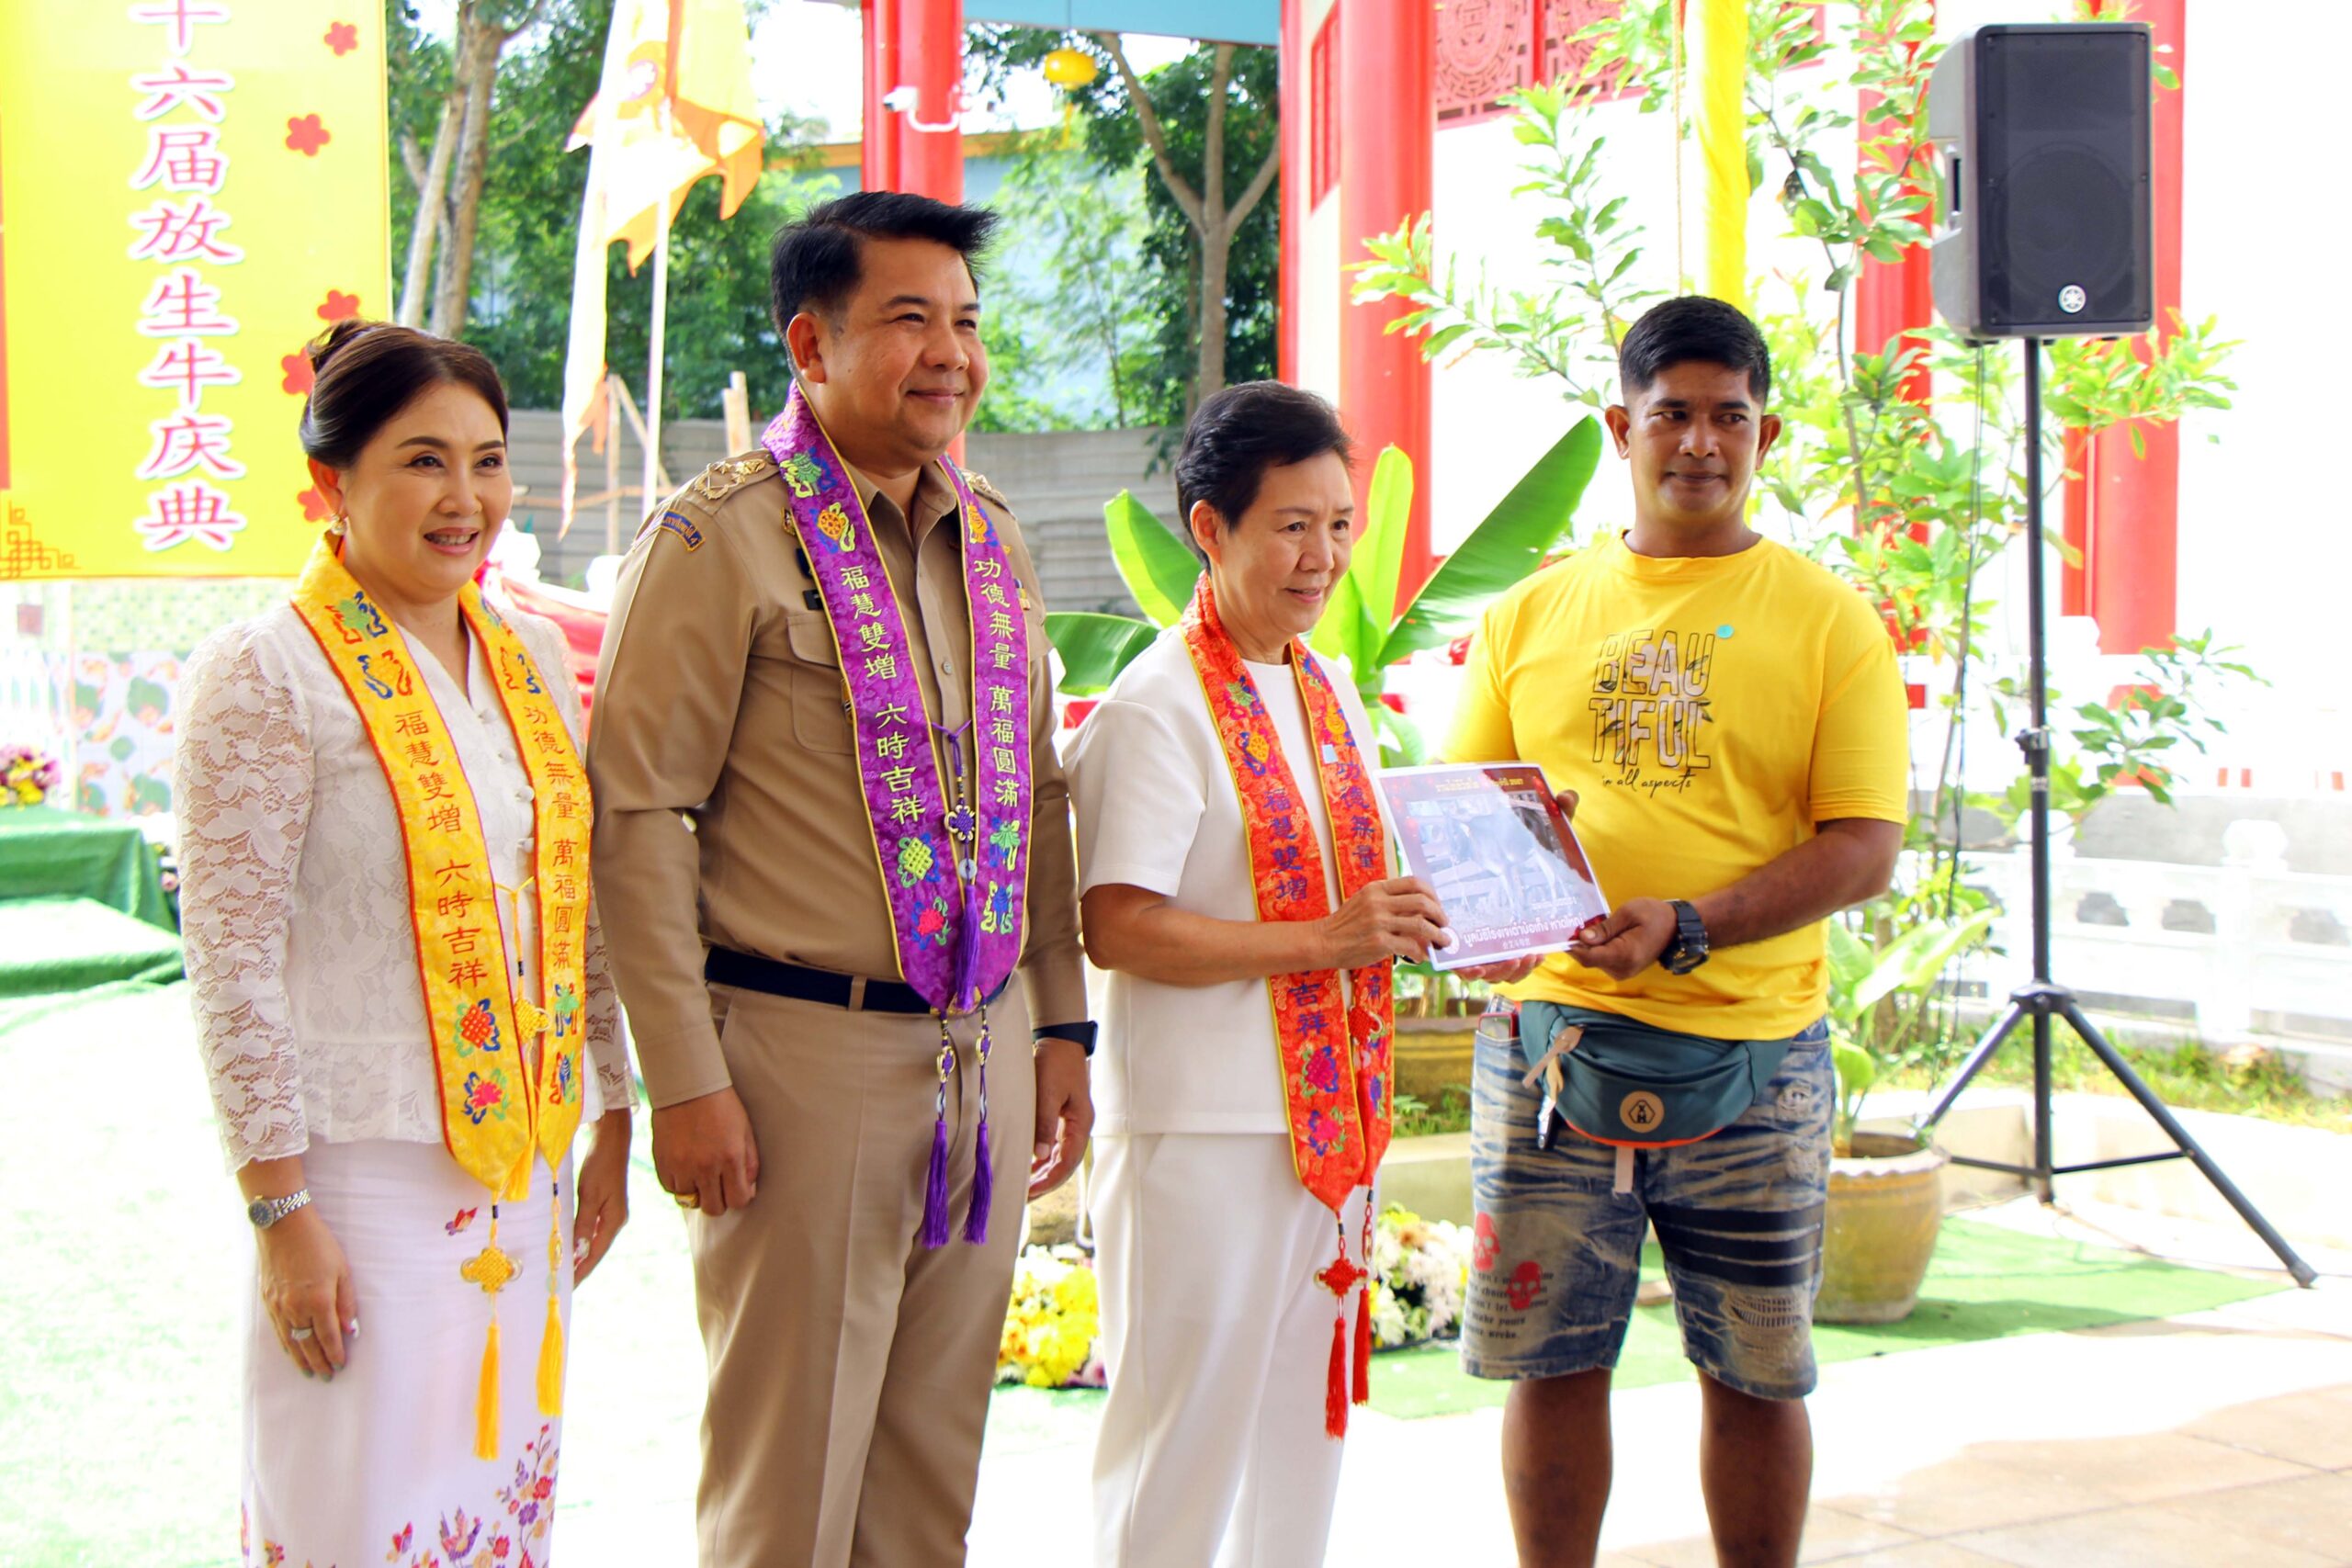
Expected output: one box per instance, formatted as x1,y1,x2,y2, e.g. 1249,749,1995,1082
1351,1285,1372,1405
1325,1307,1350,1439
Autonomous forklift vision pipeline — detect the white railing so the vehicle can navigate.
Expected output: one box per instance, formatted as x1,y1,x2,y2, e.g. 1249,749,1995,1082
1958,822,2352,1041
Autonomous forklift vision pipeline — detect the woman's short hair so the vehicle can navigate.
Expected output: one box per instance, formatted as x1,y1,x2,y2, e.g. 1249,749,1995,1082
1174,380,1354,533
297,320,509,469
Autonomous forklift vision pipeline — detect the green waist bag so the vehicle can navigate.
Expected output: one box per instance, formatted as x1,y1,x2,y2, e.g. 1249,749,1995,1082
1518,1000,1793,1148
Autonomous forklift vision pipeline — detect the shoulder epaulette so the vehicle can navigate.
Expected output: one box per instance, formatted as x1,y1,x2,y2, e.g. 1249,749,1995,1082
964,470,1014,513
685,450,777,508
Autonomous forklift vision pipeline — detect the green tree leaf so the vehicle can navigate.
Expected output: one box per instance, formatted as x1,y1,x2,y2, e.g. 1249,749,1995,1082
1044,612,1159,695
1103,490,1202,626
1381,416,1602,664
1357,445,1415,640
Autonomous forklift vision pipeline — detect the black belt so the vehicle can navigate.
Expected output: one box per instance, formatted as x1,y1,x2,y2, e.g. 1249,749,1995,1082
705,946,1002,1015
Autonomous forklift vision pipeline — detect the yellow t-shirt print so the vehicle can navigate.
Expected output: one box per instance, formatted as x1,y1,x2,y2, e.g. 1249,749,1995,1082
1590,626,1721,790
1448,534,1910,1041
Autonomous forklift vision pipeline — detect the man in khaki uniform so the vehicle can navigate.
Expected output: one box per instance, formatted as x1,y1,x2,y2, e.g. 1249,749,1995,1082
587,192,1093,1567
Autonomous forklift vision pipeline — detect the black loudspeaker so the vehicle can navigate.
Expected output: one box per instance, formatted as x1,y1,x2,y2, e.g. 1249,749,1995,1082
1929,23,2154,338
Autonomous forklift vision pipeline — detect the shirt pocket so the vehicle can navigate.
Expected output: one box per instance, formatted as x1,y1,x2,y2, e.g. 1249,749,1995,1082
783,610,854,755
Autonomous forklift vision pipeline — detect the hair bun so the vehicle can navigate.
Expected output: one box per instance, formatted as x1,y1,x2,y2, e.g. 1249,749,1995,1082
306,318,380,376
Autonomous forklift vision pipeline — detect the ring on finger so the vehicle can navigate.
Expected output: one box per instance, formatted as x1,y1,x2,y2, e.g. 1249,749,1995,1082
673,1190,701,1210
288,1325,316,1341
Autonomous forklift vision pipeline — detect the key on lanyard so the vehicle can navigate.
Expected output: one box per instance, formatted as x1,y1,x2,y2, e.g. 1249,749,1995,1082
1521,1025,1582,1151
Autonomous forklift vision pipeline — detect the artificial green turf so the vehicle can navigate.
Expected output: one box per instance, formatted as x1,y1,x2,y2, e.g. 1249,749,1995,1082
1361,1218,2288,1420
0,981,2290,1566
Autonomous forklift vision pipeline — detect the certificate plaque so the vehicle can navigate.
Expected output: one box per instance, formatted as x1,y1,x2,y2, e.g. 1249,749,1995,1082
1378,763,1608,972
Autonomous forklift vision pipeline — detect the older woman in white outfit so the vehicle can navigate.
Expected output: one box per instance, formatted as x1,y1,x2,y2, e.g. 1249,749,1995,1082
1069,381,1521,1567
177,321,631,1567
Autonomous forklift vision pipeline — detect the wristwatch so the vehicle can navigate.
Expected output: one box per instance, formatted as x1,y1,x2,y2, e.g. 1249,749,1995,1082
246,1190,312,1229
1660,900,1711,976
1034,1021,1099,1058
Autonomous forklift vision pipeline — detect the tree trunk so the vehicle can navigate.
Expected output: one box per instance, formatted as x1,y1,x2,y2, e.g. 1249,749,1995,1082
1101,34,1279,412
398,96,461,328
1191,46,1237,407
1197,226,1229,405
430,8,501,337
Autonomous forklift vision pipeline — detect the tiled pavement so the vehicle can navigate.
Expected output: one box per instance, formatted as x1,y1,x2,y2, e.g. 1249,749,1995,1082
563,1196,2352,1565
971,1198,2352,1568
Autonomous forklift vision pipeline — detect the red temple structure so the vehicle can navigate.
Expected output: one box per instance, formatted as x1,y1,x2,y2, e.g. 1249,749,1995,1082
853,0,2187,649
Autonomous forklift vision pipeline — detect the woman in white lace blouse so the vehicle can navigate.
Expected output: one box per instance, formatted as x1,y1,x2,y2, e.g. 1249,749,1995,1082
177,321,631,1566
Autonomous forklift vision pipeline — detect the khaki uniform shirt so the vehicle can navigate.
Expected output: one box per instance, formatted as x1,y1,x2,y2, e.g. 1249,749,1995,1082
587,451,1086,1109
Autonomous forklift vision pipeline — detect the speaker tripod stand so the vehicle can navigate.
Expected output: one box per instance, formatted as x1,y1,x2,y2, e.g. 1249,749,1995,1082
1914,337,2316,1289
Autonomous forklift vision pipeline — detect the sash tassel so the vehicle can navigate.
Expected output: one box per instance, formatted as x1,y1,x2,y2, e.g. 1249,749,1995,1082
962,1013,994,1246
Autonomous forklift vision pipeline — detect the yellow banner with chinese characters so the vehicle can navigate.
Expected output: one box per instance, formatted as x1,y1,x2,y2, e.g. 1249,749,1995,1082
0,1,390,579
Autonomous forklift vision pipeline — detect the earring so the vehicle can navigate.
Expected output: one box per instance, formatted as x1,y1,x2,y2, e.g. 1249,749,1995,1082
329,512,349,537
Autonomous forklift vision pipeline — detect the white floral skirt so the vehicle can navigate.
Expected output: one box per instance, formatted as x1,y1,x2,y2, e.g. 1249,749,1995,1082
241,1138,574,1568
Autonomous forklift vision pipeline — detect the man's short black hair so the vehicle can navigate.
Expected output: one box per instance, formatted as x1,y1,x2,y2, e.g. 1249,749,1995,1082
1617,295,1772,405
1175,381,1354,536
768,192,1000,333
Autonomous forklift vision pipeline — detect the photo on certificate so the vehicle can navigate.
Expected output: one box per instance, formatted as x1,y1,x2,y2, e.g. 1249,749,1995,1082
1378,763,1609,971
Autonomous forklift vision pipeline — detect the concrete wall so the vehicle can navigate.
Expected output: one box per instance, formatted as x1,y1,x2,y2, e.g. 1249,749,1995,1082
501,409,1159,618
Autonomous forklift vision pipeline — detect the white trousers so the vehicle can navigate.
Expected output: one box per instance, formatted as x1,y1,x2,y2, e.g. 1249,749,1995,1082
1089,1133,1370,1568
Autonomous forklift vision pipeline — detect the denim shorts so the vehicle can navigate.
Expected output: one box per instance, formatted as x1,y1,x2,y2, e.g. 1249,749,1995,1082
1462,1008,1833,1401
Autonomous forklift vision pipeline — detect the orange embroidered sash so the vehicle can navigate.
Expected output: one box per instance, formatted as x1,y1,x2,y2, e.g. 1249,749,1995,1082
290,536,592,1455
1180,577,1395,1435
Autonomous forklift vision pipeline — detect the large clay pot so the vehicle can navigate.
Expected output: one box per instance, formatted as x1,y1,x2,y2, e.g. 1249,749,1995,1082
1815,1131,1948,1325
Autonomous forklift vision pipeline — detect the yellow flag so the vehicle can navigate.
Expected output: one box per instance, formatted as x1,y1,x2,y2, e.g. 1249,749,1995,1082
1689,0,1748,309
559,0,762,530
570,0,763,271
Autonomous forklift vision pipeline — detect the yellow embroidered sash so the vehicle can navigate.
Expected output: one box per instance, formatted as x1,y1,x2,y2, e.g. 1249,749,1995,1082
289,540,591,1197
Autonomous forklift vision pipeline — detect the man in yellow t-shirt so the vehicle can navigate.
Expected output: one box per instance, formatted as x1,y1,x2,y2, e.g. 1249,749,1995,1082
1447,297,1908,1568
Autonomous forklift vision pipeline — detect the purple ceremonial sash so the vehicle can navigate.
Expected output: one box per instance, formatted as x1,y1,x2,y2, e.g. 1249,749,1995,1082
760,387,1032,1015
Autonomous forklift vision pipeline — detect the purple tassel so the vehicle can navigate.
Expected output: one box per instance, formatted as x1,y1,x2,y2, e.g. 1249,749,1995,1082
963,1018,994,1244
943,729,983,1012
953,881,982,1010
920,1113,953,1247
964,1114,993,1245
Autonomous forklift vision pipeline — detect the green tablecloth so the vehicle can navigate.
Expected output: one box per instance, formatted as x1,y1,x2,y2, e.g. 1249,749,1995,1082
0,805,174,930
0,897,183,998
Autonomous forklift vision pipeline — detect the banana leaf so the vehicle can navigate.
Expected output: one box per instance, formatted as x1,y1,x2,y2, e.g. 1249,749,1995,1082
1369,702,1430,767
1380,416,1602,665
1104,491,1201,627
1045,611,1160,696
1312,445,1413,676
1357,445,1416,640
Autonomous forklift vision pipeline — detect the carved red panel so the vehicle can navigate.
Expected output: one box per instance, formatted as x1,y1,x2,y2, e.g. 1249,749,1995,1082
1435,0,1537,126
1432,2,1829,130
1537,0,1628,101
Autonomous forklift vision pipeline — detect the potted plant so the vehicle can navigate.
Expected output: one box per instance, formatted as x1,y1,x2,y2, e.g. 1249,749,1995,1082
1814,907,1989,1324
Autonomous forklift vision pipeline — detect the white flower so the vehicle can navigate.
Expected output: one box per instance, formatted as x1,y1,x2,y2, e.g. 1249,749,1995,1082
1371,1282,1410,1348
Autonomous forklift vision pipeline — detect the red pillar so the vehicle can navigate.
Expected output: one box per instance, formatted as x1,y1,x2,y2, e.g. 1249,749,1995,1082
1853,6,1933,404
862,0,962,202
1277,0,1305,384
2086,0,2182,652
1339,0,1434,595
861,0,899,192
